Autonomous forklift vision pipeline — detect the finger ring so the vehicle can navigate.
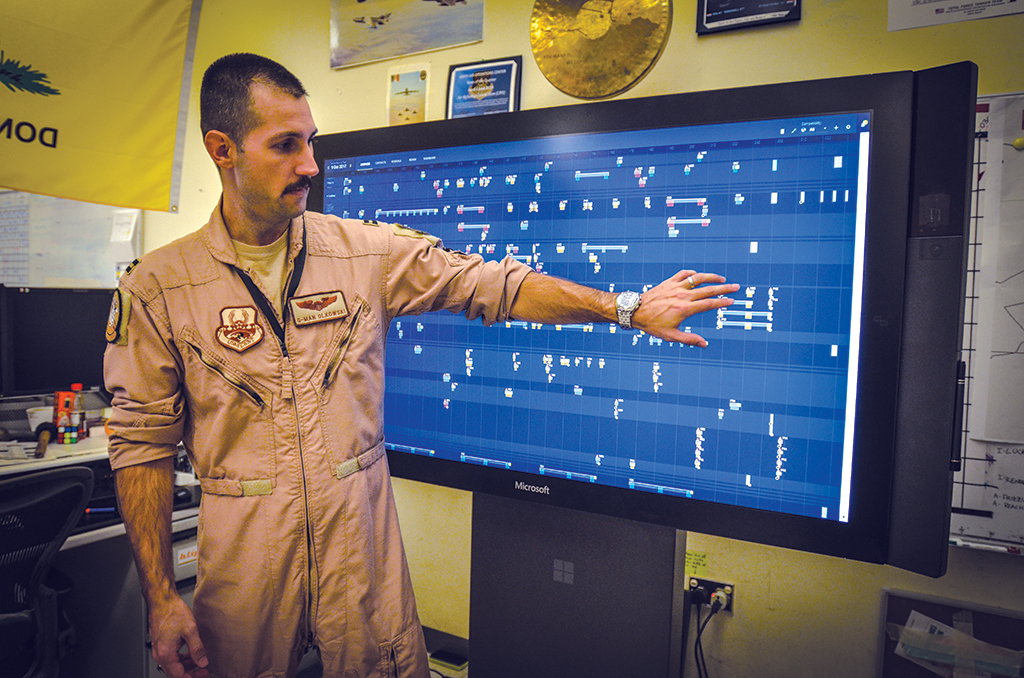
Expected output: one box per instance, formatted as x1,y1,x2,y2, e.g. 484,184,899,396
686,275,696,290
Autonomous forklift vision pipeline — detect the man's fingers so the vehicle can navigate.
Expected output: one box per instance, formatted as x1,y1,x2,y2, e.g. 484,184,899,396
671,270,726,289
689,282,739,300
157,654,209,678
669,269,697,283
665,331,709,347
152,628,208,678
160,659,186,678
183,629,210,674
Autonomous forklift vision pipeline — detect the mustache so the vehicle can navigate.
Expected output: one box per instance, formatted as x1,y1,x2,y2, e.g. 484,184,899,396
284,177,312,195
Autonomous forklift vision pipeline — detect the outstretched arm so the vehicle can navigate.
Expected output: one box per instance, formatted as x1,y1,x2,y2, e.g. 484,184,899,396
116,457,209,678
509,269,739,347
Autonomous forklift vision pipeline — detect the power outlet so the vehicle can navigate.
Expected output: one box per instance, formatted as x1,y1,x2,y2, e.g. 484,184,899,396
688,577,734,612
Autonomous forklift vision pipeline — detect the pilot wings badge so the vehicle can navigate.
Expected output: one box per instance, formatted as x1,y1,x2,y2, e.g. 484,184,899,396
216,306,264,352
290,291,348,326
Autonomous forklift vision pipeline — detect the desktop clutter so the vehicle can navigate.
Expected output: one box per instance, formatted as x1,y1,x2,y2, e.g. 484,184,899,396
0,384,110,461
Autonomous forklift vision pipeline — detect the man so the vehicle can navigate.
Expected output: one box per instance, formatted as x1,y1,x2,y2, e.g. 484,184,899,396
104,53,738,678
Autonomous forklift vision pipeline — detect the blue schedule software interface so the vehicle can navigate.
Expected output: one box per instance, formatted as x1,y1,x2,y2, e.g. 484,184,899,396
320,111,871,523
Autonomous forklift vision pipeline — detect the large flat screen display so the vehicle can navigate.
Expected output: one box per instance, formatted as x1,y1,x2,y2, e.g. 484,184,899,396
310,63,976,575
333,111,868,522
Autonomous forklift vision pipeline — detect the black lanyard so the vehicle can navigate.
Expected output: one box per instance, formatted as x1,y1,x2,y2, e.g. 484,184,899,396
232,217,307,357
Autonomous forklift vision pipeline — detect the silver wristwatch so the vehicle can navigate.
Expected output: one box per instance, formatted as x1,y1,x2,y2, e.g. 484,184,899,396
615,290,642,329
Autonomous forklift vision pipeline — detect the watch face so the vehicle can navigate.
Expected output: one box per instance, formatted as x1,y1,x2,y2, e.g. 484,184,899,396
530,0,672,100
617,290,641,327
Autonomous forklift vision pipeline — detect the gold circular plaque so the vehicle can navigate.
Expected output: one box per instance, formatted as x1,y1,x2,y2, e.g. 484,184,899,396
530,0,672,100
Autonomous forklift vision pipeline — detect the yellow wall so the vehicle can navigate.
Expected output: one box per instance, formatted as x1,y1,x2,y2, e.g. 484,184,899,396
142,1,1024,674
145,0,1024,252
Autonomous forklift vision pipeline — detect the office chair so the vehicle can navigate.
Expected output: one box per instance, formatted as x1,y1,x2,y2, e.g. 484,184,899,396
0,467,93,678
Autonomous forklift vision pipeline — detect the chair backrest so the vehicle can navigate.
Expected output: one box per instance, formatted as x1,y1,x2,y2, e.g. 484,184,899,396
0,466,94,677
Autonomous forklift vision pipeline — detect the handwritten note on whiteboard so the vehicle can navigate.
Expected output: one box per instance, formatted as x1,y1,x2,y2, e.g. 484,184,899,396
951,94,1024,549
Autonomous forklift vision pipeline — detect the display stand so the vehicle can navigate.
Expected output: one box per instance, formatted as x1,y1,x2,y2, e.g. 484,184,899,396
470,493,688,677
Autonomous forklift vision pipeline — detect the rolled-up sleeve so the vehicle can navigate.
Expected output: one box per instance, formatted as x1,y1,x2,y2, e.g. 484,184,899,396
103,283,185,470
384,225,532,325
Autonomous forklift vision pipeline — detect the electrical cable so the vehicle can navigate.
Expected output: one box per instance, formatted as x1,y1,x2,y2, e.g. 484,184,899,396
694,604,706,678
693,593,724,678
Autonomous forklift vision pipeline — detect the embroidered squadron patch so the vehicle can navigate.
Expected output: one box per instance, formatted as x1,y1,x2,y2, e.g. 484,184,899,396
216,306,264,352
289,291,348,326
105,289,131,345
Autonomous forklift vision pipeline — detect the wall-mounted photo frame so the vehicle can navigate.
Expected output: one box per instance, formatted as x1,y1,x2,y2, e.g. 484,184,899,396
387,63,430,126
330,0,484,69
697,0,800,34
446,56,522,119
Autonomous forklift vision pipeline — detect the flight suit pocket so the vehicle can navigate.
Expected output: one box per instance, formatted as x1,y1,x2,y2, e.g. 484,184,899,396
319,299,364,393
380,622,428,678
178,326,277,488
312,297,385,476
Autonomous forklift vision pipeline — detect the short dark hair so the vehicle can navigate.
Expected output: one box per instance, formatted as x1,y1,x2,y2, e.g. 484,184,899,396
200,53,308,144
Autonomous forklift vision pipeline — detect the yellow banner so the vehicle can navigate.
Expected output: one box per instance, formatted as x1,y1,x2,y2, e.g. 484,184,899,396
0,0,199,211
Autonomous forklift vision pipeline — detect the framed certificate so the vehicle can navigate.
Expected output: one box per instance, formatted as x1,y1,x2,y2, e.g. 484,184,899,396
697,0,800,34
446,56,522,119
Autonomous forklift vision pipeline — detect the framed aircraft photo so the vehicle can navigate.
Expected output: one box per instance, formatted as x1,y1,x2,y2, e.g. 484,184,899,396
387,63,430,126
330,0,484,69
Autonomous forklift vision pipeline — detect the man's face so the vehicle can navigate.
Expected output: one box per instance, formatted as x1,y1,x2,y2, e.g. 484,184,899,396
232,83,318,229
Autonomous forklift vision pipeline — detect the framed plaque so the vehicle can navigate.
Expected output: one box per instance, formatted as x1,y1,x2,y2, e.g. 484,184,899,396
446,56,522,119
697,0,800,35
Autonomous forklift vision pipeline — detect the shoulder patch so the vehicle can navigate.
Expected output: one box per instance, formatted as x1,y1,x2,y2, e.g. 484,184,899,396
390,223,440,246
363,219,380,227
105,288,131,345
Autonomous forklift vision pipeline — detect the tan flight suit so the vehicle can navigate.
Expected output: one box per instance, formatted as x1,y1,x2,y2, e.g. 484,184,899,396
103,206,531,678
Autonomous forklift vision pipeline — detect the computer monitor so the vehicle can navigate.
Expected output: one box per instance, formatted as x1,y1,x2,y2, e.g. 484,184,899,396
0,285,112,398
309,62,976,577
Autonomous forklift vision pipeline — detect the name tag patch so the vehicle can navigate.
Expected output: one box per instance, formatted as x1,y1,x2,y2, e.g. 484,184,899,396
216,306,264,352
290,291,347,326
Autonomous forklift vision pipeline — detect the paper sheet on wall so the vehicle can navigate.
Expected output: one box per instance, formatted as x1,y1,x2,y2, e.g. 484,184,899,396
971,96,1024,445
889,0,1024,31
0,190,139,288
951,95,1024,548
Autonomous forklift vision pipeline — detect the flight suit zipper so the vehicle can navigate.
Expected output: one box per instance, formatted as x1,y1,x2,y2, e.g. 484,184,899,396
230,222,321,654
185,341,265,407
322,303,363,390
284,353,320,654
304,303,362,641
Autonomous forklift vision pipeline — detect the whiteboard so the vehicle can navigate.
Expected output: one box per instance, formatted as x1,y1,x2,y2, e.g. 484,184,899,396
0,190,141,289
950,94,1024,550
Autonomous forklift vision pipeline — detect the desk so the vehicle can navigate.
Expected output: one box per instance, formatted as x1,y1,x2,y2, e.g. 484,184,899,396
0,431,109,476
